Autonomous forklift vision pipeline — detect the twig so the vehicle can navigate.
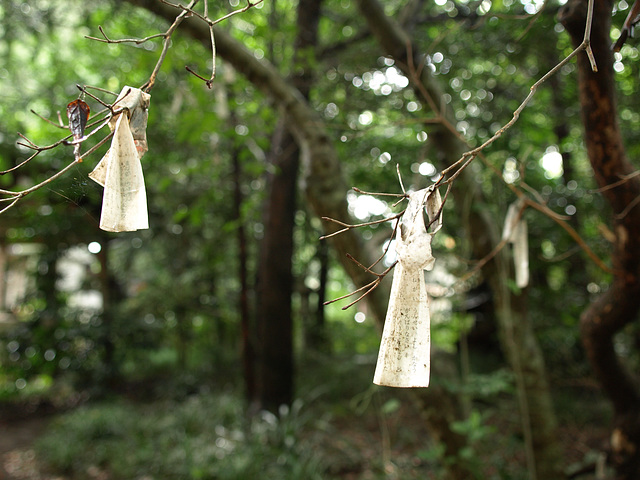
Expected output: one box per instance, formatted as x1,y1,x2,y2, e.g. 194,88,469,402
320,211,403,240
1,87,122,213
473,149,611,273
591,170,640,193
614,194,640,220
89,0,263,91
85,25,167,44
162,0,265,27
412,0,597,190
455,201,527,287
144,0,199,92
352,186,405,198
30,109,66,129
402,0,608,274
76,84,118,110
325,260,397,310
175,0,263,88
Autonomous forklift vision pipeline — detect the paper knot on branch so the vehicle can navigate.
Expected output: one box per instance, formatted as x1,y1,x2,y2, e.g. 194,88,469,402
374,186,443,388
89,86,151,232
502,199,529,289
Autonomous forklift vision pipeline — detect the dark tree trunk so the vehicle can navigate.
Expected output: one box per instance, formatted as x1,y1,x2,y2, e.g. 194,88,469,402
254,0,322,412
560,1,640,478
255,120,299,411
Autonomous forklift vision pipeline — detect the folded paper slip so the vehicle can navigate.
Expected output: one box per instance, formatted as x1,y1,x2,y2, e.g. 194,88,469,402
502,199,529,289
373,186,442,388
90,111,148,232
90,86,150,232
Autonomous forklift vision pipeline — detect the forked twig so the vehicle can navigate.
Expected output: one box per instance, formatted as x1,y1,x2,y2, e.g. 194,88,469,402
320,211,403,240
322,176,428,309
1,89,121,214
406,0,597,191
88,0,263,91
325,260,397,310
326,217,402,310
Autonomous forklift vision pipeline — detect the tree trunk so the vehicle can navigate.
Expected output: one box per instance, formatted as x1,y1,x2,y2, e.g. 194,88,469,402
560,1,640,477
255,119,298,411
356,1,564,478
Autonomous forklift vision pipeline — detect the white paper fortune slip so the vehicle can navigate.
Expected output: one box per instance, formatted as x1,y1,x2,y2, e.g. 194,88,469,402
373,186,443,388
502,199,529,289
89,86,151,232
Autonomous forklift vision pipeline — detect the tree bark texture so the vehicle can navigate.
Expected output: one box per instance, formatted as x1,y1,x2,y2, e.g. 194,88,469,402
560,1,640,477
356,1,564,478
256,119,298,411
126,0,389,327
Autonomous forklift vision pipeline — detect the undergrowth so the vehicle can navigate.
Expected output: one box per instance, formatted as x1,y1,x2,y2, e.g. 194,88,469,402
35,393,327,480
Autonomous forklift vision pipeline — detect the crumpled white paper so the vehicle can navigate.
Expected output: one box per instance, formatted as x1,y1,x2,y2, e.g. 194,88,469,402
502,199,529,289
373,186,443,388
90,86,150,232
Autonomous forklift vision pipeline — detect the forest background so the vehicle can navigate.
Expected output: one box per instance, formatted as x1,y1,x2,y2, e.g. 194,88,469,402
1,0,640,479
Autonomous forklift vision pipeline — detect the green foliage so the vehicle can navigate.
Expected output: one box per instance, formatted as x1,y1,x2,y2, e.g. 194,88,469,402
36,393,326,480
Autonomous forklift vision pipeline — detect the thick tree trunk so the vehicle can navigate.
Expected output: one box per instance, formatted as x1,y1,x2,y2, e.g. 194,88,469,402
356,1,564,478
255,119,298,411
560,1,640,478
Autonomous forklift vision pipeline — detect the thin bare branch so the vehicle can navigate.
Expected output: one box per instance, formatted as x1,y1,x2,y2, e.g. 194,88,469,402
0,151,40,175
455,201,527,286
30,109,66,129
352,186,405,197
16,132,70,151
162,0,265,27
85,25,166,44
76,84,118,110
320,211,403,240
591,170,640,193
399,0,608,275
523,196,612,273
141,0,195,92
325,261,397,310
614,194,640,220
415,0,597,191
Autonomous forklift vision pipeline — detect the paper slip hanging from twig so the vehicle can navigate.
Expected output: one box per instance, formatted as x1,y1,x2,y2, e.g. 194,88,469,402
502,199,529,289
374,186,442,388
90,86,150,232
